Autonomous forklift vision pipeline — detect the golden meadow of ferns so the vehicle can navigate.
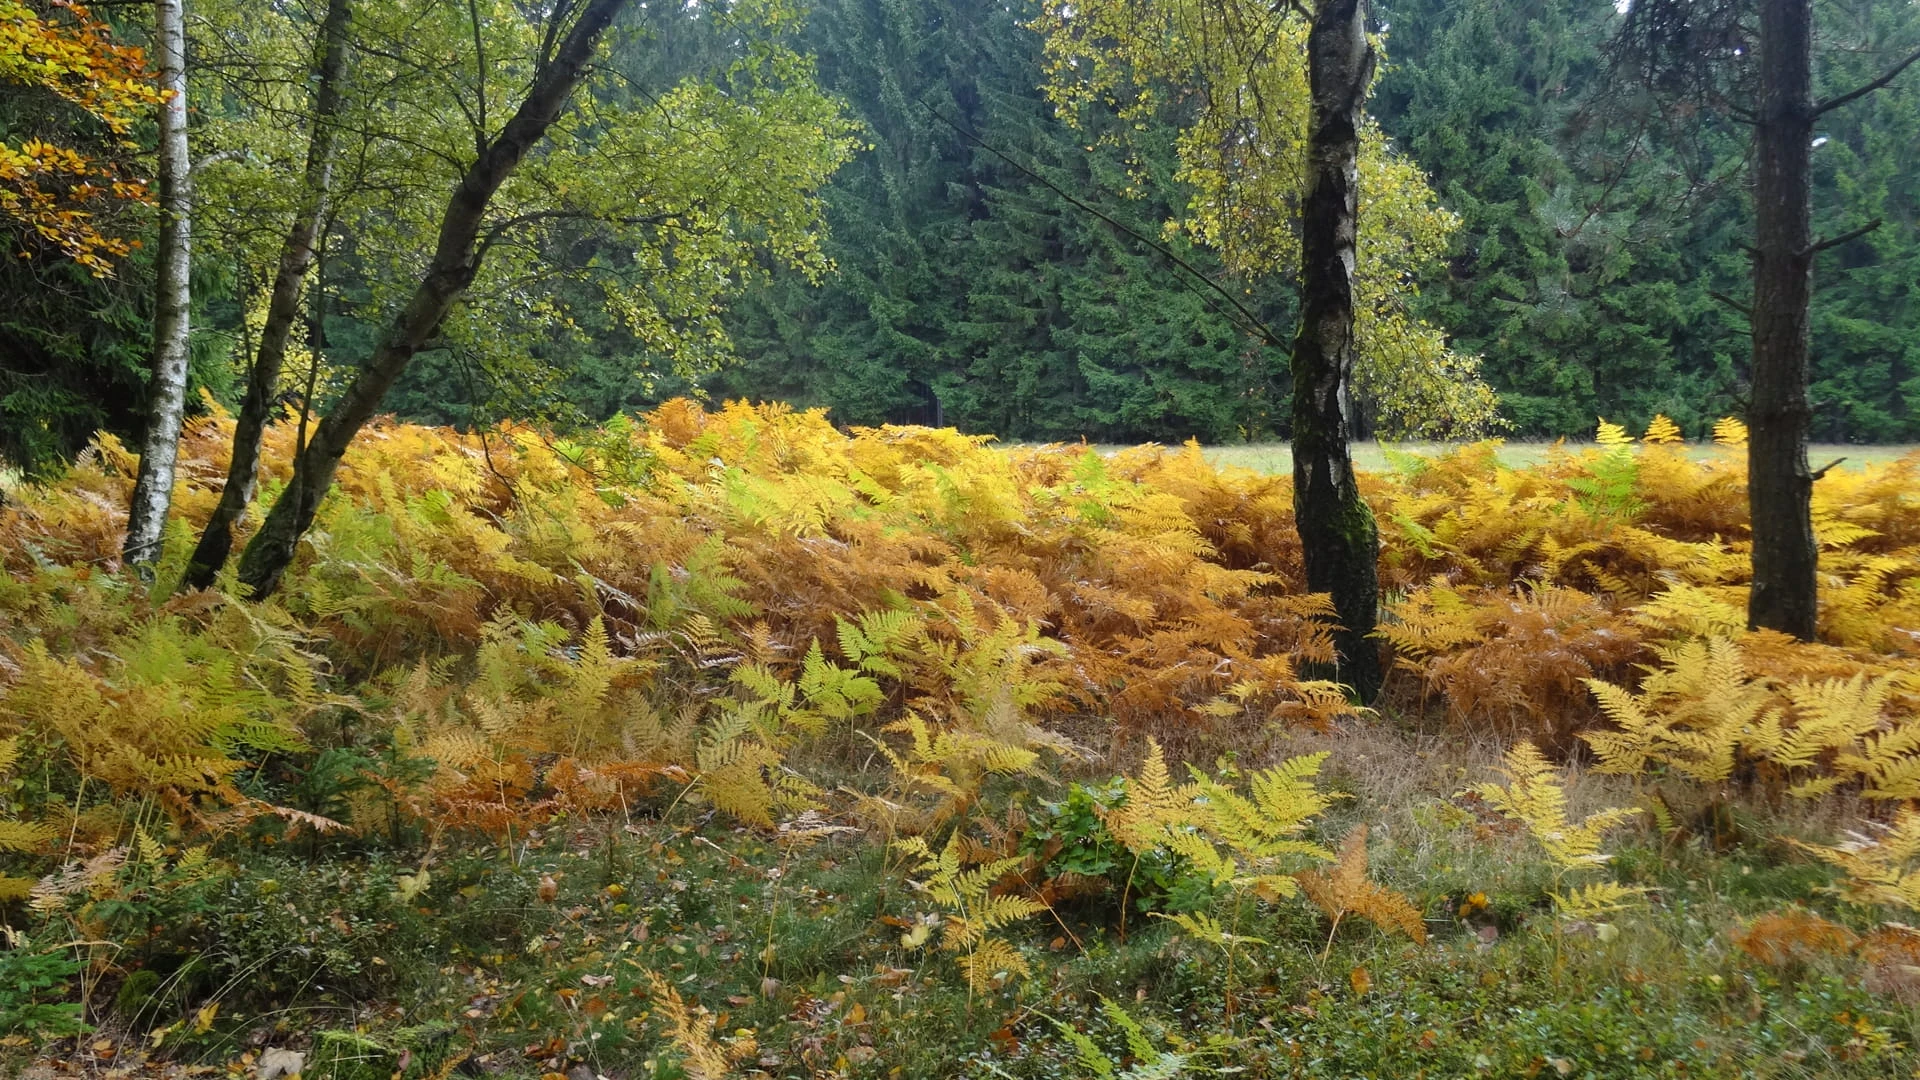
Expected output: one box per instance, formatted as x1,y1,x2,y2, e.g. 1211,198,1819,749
2,404,1920,869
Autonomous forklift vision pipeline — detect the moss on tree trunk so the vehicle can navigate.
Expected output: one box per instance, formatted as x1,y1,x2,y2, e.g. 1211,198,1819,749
1290,0,1383,702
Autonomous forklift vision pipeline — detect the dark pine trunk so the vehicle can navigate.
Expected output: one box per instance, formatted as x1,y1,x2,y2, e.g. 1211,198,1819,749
184,0,351,592
1747,0,1818,639
235,0,633,600
1292,0,1382,702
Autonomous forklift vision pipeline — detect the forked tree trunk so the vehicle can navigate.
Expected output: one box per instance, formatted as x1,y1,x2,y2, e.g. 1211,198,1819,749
124,0,192,569
1292,0,1382,701
234,0,634,599
1747,0,1818,639
183,0,351,592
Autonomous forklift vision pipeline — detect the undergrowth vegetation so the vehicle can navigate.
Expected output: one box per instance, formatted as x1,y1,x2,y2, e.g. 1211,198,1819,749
2,401,1920,1076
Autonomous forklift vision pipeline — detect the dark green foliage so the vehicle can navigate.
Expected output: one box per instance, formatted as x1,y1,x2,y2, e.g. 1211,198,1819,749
0,233,235,478
0,251,151,476
715,0,1279,443
1371,0,1748,437
1803,5,1920,441
0,945,86,1038
15,0,1918,457
1373,0,1920,440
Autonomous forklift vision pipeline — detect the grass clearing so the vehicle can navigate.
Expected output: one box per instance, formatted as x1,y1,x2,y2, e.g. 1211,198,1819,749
1077,441,1920,475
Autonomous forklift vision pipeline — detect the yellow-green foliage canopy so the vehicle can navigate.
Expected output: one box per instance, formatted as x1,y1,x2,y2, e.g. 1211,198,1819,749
1035,0,1501,438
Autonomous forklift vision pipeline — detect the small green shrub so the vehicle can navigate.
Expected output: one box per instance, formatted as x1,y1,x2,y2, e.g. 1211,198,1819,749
1022,779,1217,916
0,940,86,1038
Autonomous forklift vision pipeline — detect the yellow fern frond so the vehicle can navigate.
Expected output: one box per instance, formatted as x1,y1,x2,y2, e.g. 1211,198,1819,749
1102,738,1189,852
1582,638,1775,785
1630,583,1747,639
1470,743,1640,869
0,819,55,854
1151,910,1269,948
1550,881,1648,919
1295,825,1427,944
1795,809,1920,913
645,972,755,1080
955,936,1030,993
1196,753,1337,863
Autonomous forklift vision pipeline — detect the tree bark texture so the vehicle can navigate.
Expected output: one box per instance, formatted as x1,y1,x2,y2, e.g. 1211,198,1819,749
124,0,192,569
1291,0,1382,702
183,0,351,592
1747,0,1818,639
235,0,634,599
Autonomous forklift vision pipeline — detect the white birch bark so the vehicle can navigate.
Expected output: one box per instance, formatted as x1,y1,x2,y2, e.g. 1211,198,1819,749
125,0,193,569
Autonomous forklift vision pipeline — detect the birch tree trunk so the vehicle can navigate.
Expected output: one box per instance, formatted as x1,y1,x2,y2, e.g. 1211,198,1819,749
124,0,191,569
234,0,633,599
1292,0,1382,702
1746,0,1818,639
183,0,351,591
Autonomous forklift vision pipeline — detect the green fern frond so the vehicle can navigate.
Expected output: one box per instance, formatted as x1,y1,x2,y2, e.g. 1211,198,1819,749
1551,881,1649,919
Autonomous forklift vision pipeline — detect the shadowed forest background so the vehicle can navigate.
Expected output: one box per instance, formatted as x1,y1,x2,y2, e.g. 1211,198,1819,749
7,0,1920,468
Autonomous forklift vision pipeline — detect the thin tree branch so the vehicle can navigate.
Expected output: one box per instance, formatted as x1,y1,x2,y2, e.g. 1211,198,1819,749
1708,290,1751,317
191,148,248,174
469,0,489,154
1804,219,1881,256
1814,45,1920,115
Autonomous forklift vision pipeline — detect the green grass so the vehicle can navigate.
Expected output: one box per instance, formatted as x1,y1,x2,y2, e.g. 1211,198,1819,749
1164,441,1920,475
1033,440,1920,476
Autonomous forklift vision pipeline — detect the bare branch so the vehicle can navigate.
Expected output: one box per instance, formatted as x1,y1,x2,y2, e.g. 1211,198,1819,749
191,148,248,175
1804,219,1881,256
1815,45,1920,115
469,0,489,153
1708,290,1751,317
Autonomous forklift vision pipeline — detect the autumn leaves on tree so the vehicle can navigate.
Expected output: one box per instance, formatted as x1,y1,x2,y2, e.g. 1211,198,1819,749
0,0,162,273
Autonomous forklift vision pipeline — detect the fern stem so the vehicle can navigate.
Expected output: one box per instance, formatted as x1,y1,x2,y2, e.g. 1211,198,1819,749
1319,910,1344,964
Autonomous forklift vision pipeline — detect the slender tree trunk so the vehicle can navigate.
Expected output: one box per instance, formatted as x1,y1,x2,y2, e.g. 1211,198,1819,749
124,0,192,569
234,0,633,600
183,0,351,592
1292,0,1381,702
1747,0,1818,639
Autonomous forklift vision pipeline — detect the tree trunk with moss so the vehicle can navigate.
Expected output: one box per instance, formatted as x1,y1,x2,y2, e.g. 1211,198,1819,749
1292,0,1382,702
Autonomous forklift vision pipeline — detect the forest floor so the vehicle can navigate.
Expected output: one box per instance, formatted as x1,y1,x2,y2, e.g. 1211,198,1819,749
10,722,1915,1080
